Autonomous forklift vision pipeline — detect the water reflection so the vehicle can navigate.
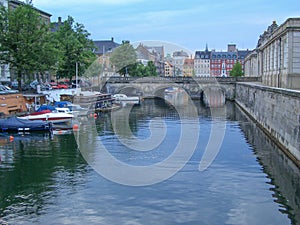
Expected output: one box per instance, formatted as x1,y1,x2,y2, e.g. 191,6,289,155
0,133,87,223
0,100,299,224
235,105,300,225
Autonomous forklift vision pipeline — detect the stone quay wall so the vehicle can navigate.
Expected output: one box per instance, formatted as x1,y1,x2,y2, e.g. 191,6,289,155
235,83,300,165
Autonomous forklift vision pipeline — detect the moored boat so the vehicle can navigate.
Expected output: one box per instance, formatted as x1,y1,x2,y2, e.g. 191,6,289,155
0,116,52,132
19,111,73,124
112,94,140,102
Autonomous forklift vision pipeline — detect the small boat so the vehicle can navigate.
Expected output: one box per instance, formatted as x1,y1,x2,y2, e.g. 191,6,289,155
112,94,140,102
94,103,121,113
19,110,73,124
0,116,52,132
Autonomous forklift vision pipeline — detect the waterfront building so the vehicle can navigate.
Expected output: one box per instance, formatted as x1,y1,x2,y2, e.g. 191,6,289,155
183,58,194,77
194,45,211,77
210,45,239,77
0,0,52,83
172,50,189,76
195,44,250,77
244,50,259,77
251,18,300,89
164,61,174,77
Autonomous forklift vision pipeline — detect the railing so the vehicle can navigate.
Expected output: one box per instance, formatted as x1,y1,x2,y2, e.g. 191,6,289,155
106,76,262,83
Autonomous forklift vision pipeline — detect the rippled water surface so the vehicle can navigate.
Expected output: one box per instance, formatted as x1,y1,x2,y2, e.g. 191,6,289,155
0,99,299,225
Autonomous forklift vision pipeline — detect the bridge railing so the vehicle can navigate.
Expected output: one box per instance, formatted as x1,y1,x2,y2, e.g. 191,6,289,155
106,76,262,83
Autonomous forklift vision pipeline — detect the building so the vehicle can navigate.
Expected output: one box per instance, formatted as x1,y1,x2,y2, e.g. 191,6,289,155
93,38,120,77
164,61,174,77
209,44,250,77
244,50,259,77
8,0,51,24
183,58,194,77
172,50,189,76
210,49,238,77
253,18,300,89
136,43,165,76
50,16,64,32
136,43,156,65
0,0,52,83
194,45,211,77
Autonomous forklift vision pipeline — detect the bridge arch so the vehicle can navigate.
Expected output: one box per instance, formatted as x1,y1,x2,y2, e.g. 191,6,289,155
104,76,240,106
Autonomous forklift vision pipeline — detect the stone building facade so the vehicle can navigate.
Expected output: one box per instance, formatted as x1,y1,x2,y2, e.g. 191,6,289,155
245,18,300,89
244,50,259,77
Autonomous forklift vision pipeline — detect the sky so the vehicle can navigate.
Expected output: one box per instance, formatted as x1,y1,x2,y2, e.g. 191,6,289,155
32,0,300,54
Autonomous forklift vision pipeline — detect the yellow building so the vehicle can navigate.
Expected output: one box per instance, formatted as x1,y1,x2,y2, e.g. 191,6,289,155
183,58,194,77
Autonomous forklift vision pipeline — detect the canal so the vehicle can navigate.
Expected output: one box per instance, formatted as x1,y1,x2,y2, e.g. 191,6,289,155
0,99,299,225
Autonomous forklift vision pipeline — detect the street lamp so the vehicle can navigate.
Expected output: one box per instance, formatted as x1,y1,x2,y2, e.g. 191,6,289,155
75,61,78,93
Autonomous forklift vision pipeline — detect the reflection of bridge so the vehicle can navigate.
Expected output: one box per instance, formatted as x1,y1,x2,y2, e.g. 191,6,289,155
103,76,261,107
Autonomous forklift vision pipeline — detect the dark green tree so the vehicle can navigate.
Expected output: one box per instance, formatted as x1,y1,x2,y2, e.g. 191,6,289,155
53,16,96,81
0,3,58,90
230,61,244,77
110,42,137,76
147,61,157,76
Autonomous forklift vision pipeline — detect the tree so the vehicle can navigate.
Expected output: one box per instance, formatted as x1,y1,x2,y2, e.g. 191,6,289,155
53,16,96,81
230,61,244,77
147,61,157,76
0,3,58,90
110,42,137,76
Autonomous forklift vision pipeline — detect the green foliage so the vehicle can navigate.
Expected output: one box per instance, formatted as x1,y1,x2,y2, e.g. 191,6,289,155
53,16,96,80
127,61,158,77
147,61,157,76
230,61,244,77
110,42,137,76
0,4,58,90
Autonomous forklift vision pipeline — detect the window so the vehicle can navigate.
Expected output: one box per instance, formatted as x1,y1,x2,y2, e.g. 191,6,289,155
1,65,5,78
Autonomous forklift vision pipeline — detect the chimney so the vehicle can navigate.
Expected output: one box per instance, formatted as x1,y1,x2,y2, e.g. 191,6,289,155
228,44,237,52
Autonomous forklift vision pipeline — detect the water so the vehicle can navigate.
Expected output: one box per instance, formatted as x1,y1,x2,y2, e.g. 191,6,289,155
0,99,299,225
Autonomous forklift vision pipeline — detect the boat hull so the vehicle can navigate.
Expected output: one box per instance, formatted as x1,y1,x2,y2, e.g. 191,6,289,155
20,113,73,124
0,116,52,132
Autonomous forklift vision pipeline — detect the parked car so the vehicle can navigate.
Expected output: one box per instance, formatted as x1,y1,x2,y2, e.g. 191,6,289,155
0,84,19,93
57,82,69,89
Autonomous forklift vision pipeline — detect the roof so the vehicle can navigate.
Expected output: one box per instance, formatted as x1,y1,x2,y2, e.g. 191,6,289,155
145,46,164,60
195,50,211,59
237,50,251,59
211,51,238,59
93,38,120,55
173,50,189,58
9,0,52,17
51,17,64,32
184,58,194,65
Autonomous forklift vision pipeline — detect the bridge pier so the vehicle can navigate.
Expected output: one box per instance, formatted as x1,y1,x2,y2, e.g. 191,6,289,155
203,88,226,107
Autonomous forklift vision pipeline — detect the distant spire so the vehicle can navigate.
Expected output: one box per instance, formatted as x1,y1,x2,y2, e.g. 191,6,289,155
205,43,208,52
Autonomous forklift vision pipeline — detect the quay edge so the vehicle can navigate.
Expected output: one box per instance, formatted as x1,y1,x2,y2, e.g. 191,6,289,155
235,82,300,168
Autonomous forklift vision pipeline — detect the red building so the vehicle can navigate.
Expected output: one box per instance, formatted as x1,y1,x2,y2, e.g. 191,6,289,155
196,44,251,77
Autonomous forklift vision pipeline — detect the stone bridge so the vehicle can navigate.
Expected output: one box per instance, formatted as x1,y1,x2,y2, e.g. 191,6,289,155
103,76,261,107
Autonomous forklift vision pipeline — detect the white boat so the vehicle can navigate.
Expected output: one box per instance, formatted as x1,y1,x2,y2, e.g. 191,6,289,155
112,94,140,103
66,104,90,117
19,110,74,124
56,105,89,117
